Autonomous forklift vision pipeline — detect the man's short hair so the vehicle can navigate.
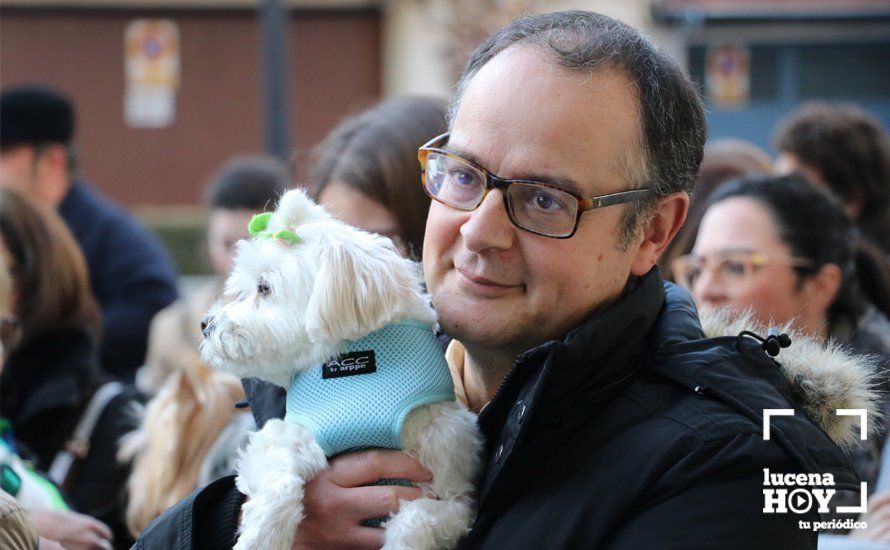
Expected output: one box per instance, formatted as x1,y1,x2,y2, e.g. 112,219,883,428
450,10,707,245
774,102,890,226
204,155,291,212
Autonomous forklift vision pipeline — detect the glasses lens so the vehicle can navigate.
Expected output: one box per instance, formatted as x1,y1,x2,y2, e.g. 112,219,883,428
672,253,753,297
423,152,486,210
715,255,753,296
672,256,702,289
506,182,578,237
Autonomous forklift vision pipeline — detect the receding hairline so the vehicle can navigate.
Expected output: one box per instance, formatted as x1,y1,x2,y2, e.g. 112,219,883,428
448,42,650,190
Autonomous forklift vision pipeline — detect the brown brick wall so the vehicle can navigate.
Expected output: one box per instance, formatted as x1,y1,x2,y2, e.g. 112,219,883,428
0,7,381,205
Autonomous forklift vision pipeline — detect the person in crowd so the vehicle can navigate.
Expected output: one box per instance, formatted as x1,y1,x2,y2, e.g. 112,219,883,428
1,234,113,550
310,96,448,259
0,188,144,548
673,174,890,533
138,11,870,548
659,138,772,280
0,251,42,550
774,102,890,257
125,155,288,536
0,85,179,380
675,174,890,371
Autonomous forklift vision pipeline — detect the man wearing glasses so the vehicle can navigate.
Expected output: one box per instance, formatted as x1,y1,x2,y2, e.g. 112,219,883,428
139,10,865,549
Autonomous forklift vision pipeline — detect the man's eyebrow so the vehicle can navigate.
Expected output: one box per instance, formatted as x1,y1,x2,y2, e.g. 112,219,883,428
443,144,587,196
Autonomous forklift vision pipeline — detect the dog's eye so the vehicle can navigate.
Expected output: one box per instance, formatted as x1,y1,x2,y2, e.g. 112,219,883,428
257,281,271,297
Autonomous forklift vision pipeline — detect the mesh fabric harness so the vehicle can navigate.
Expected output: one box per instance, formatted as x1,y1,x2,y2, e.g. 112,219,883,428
284,318,455,457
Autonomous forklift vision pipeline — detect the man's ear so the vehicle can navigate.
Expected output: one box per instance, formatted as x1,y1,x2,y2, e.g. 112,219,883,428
630,192,689,277
33,144,71,206
34,144,68,175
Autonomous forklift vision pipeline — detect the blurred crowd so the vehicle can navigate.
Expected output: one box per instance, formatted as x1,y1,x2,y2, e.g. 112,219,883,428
1,68,889,548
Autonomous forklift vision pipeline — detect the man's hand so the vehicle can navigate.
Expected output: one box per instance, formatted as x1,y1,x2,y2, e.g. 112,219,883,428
291,449,431,550
29,509,113,550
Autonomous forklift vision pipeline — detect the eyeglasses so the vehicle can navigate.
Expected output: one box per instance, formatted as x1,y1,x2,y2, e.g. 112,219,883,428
672,250,815,297
417,133,654,239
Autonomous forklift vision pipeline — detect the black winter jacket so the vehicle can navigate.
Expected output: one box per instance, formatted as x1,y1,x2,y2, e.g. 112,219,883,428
0,329,145,549
136,270,866,549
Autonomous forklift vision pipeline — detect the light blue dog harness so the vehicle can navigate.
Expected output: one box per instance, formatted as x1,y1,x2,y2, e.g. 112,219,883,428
284,319,455,457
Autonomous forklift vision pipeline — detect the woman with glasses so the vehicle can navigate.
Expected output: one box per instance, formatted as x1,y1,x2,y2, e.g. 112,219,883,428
673,174,890,537
673,174,890,352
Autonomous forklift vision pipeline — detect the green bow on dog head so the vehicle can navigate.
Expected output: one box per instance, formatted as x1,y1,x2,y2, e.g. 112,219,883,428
248,212,302,244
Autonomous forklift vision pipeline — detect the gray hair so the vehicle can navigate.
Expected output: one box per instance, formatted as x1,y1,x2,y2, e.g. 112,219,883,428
449,10,707,246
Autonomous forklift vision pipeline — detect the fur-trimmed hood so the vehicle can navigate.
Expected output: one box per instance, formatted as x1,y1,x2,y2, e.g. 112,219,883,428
700,308,882,452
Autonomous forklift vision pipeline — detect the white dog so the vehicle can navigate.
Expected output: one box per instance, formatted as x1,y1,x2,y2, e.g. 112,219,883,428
200,189,482,549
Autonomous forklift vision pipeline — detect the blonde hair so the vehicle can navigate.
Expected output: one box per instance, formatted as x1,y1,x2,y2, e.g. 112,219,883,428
121,358,245,536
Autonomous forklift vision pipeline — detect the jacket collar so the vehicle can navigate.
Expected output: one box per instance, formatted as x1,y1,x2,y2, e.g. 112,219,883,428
478,270,875,499
477,268,666,439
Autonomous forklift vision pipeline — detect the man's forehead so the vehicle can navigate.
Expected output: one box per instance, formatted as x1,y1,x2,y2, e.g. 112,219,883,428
450,47,644,194
442,139,587,197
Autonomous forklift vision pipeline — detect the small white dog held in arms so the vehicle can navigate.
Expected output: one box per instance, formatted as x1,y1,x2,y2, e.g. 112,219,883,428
200,189,482,549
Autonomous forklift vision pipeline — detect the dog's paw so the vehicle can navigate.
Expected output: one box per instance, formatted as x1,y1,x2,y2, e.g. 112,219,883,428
235,419,327,497
235,486,305,550
383,497,473,550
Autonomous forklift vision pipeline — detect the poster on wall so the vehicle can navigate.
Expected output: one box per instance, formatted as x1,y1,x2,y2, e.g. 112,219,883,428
124,19,180,128
705,43,750,108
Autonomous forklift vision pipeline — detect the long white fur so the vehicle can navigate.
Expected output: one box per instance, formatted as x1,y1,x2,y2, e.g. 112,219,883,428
201,189,481,550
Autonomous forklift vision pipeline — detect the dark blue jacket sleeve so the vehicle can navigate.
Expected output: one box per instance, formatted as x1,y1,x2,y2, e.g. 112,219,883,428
59,182,179,380
91,217,178,377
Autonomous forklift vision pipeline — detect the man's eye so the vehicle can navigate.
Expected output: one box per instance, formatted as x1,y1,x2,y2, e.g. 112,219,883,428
257,281,271,297
527,189,566,212
449,168,479,187
530,189,566,211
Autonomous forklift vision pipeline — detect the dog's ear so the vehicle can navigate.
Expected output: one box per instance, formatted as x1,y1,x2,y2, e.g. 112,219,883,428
268,189,328,233
305,237,421,343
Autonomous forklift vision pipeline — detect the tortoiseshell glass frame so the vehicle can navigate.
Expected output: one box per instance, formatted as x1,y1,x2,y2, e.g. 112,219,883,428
418,132,653,238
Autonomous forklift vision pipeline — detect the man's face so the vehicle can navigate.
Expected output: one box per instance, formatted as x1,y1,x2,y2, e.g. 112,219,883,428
0,145,38,192
423,46,647,356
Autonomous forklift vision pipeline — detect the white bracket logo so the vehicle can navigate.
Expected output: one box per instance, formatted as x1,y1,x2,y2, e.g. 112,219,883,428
762,408,869,516
763,408,868,441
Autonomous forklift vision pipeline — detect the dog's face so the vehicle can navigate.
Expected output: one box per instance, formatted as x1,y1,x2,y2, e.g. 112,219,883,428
200,189,433,387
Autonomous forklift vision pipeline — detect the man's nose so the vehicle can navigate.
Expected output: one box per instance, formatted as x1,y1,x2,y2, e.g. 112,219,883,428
460,190,515,252
201,315,213,338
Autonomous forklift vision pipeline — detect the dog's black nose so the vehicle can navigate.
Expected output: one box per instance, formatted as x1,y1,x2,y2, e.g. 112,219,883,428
201,315,212,337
